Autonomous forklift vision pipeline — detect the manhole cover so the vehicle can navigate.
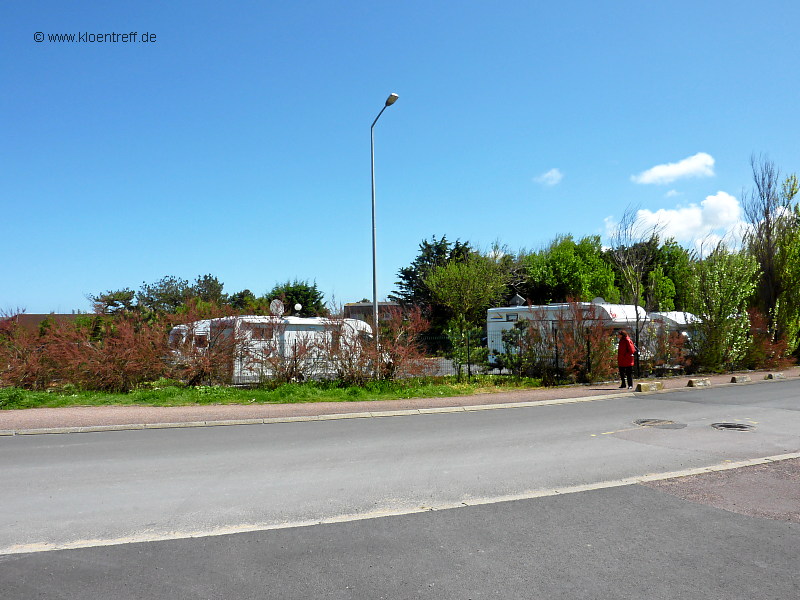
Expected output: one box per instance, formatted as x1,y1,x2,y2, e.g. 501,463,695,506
634,419,687,429
711,422,755,431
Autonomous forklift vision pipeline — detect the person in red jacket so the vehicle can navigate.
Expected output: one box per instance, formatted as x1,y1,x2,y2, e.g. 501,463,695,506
617,330,636,389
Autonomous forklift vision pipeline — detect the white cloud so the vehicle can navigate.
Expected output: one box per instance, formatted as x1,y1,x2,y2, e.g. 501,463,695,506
665,190,680,198
604,191,747,249
631,152,715,185
699,190,742,229
694,234,725,257
635,191,741,242
534,168,563,186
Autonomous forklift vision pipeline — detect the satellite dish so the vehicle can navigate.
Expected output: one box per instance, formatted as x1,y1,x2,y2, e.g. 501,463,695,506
510,294,526,307
294,303,302,312
269,299,285,316
591,297,606,304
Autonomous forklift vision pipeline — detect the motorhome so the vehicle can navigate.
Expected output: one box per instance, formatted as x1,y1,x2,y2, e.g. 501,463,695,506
486,301,649,366
169,315,374,384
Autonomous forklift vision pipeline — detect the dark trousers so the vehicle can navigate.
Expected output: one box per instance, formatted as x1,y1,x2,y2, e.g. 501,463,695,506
619,366,633,387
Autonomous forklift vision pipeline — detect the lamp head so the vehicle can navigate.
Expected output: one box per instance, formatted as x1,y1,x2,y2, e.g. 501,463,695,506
385,93,399,107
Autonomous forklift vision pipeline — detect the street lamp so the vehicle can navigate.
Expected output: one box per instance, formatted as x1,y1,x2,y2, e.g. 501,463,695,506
370,92,399,354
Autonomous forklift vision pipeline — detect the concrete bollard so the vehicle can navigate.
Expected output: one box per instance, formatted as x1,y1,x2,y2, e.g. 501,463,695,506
765,373,786,380
730,375,751,383
687,378,711,387
634,381,664,392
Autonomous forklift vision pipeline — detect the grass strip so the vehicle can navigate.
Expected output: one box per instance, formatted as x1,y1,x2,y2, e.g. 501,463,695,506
0,376,543,410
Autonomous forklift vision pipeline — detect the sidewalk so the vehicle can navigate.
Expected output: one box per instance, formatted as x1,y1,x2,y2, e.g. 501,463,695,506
1,367,798,434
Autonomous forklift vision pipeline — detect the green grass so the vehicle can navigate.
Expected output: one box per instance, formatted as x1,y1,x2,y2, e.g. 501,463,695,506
0,376,543,410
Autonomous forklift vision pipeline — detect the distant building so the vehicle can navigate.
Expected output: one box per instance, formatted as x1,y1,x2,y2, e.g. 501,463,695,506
343,301,400,323
1,313,86,333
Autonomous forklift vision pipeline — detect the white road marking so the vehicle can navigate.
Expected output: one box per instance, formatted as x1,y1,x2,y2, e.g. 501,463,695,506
3,452,798,556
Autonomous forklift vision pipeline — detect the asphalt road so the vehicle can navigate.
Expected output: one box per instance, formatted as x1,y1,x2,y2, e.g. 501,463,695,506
1,379,798,598
1,481,798,600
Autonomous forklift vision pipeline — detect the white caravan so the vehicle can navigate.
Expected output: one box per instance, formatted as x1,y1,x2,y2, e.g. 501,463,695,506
169,315,374,384
646,310,701,348
647,311,701,333
486,301,649,365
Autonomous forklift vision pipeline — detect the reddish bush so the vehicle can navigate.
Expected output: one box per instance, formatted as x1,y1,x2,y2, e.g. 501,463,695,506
0,313,171,392
168,317,241,386
165,301,253,386
649,325,691,370
744,309,796,370
0,315,57,389
554,301,616,383
51,316,170,391
314,317,375,385
379,306,431,379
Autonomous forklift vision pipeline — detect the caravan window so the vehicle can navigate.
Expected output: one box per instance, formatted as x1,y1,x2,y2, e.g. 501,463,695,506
506,313,518,322
251,325,275,340
168,330,185,349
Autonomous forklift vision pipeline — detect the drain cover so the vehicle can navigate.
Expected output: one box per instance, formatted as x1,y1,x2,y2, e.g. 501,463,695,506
711,422,755,431
634,419,687,429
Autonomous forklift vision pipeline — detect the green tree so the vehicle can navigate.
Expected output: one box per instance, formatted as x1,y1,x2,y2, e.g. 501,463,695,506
576,236,621,303
424,253,508,329
266,280,326,317
743,156,800,344
688,243,759,371
89,289,137,315
391,236,472,306
391,235,472,333
522,235,619,304
646,266,676,312
190,274,226,305
228,289,256,311
655,239,693,311
774,200,800,353
136,276,191,314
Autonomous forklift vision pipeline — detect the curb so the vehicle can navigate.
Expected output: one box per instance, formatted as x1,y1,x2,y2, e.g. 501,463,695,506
2,393,632,436
1,373,795,437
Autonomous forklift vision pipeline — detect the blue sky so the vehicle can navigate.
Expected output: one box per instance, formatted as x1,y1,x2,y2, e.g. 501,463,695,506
3,1,799,313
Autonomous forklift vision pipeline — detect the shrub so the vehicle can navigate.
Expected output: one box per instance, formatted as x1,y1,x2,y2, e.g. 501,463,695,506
0,320,57,390
169,315,241,386
743,309,796,370
443,320,488,380
377,306,431,380
553,302,616,383
497,320,555,382
47,315,170,392
0,312,171,392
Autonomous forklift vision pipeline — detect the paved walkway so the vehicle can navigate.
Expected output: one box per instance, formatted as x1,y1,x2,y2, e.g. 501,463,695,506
1,367,798,434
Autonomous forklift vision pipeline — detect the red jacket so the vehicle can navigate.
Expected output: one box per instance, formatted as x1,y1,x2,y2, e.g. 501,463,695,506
617,336,636,367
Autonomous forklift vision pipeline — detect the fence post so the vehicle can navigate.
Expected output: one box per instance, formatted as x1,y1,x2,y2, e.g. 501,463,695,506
467,330,472,381
553,324,559,373
586,329,591,375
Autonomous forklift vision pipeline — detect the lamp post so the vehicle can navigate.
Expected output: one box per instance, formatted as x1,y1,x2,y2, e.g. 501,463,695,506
370,92,398,355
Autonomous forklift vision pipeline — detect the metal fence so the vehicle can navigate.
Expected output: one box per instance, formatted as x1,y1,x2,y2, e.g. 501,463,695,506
413,331,589,380
412,328,628,382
